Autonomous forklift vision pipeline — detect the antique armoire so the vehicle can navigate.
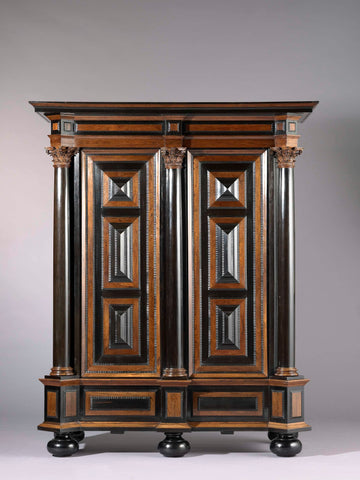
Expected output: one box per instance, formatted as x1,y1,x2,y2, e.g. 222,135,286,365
31,101,318,457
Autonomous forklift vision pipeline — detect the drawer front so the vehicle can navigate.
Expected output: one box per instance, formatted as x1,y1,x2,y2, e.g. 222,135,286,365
84,390,157,417
191,390,264,418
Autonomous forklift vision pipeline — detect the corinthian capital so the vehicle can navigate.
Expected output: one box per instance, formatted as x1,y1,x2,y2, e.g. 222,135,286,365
46,146,79,168
161,147,187,169
270,147,303,168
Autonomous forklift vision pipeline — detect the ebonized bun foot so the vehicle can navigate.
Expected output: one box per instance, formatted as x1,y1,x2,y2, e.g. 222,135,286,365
268,431,298,441
270,434,302,457
47,433,79,457
158,432,190,457
70,431,85,443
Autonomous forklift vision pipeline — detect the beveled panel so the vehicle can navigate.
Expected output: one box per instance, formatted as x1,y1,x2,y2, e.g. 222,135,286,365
103,169,139,207
208,170,246,208
103,216,139,289
209,217,246,289
210,298,246,357
103,298,140,356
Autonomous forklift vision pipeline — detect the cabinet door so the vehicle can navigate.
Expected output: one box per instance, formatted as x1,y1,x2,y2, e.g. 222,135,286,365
82,150,160,376
189,151,267,377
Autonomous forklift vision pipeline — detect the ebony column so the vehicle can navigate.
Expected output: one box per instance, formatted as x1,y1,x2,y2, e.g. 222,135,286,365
46,146,78,376
161,147,187,378
271,146,303,377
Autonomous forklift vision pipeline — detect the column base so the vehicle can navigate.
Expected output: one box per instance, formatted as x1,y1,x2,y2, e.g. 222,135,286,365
50,366,74,376
162,368,187,378
274,367,298,377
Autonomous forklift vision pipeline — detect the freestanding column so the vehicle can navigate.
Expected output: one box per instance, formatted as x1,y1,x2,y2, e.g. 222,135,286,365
271,146,303,377
46,146,78,376
161,147,187,378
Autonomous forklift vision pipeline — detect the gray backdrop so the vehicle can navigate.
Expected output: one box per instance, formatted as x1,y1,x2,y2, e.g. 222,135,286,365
1,0,359,425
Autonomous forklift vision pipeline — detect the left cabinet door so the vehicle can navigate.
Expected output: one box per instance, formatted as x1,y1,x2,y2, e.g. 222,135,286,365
82,150,161,376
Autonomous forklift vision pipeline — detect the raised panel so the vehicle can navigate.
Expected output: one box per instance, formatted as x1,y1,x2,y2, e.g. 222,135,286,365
191,152,267,376
102,169,139,207
210,298,246,356
103,298,139,356
83,152,160,376
208,170,246,208
103,216,139,289
209,217,246,289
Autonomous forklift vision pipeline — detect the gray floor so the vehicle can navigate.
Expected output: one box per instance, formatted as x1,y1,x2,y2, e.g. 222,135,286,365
1,418,359,479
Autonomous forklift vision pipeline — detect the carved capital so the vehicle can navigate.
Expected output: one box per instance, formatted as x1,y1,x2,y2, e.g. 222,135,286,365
271,147,303,168
161,147,187,169
46,146,79,168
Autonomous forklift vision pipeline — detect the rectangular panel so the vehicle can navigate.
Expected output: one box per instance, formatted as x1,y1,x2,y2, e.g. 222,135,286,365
46,391,57,418
190,151,267,377
166,392,183,418
192,391,264,417
272,391,284,418
82,151,160,376
84,391,156,416
65,391,77,417
291,391,302,418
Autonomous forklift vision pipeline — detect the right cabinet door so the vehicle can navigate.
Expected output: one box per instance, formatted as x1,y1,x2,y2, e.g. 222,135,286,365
189,150,267,377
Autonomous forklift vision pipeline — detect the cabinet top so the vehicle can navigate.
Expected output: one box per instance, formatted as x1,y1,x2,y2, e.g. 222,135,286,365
30,101,318,122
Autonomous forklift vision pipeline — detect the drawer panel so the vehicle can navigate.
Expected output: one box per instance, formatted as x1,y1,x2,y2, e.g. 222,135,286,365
192,391,264,417
84,390,157,417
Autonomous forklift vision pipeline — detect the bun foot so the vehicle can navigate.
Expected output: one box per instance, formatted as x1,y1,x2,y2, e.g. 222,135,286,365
47,433,79,457
270,434,302,457
70,431,85,443
158,432,190,457
268,431,298,441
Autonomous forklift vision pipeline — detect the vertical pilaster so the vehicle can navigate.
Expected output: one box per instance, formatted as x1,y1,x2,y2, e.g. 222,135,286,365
46,146,78,376
161,147,187,378
271,146,303,377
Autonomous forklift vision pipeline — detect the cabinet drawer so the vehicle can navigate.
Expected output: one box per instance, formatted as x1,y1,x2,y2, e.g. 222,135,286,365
192,391,264,417
84,390,157,417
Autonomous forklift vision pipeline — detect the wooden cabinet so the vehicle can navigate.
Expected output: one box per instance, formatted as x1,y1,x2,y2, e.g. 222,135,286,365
31,101,318,457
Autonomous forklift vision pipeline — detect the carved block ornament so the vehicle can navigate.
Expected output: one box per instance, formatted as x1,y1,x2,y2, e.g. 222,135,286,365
46,146,79,168
271,147,303,168
161,147,187,169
